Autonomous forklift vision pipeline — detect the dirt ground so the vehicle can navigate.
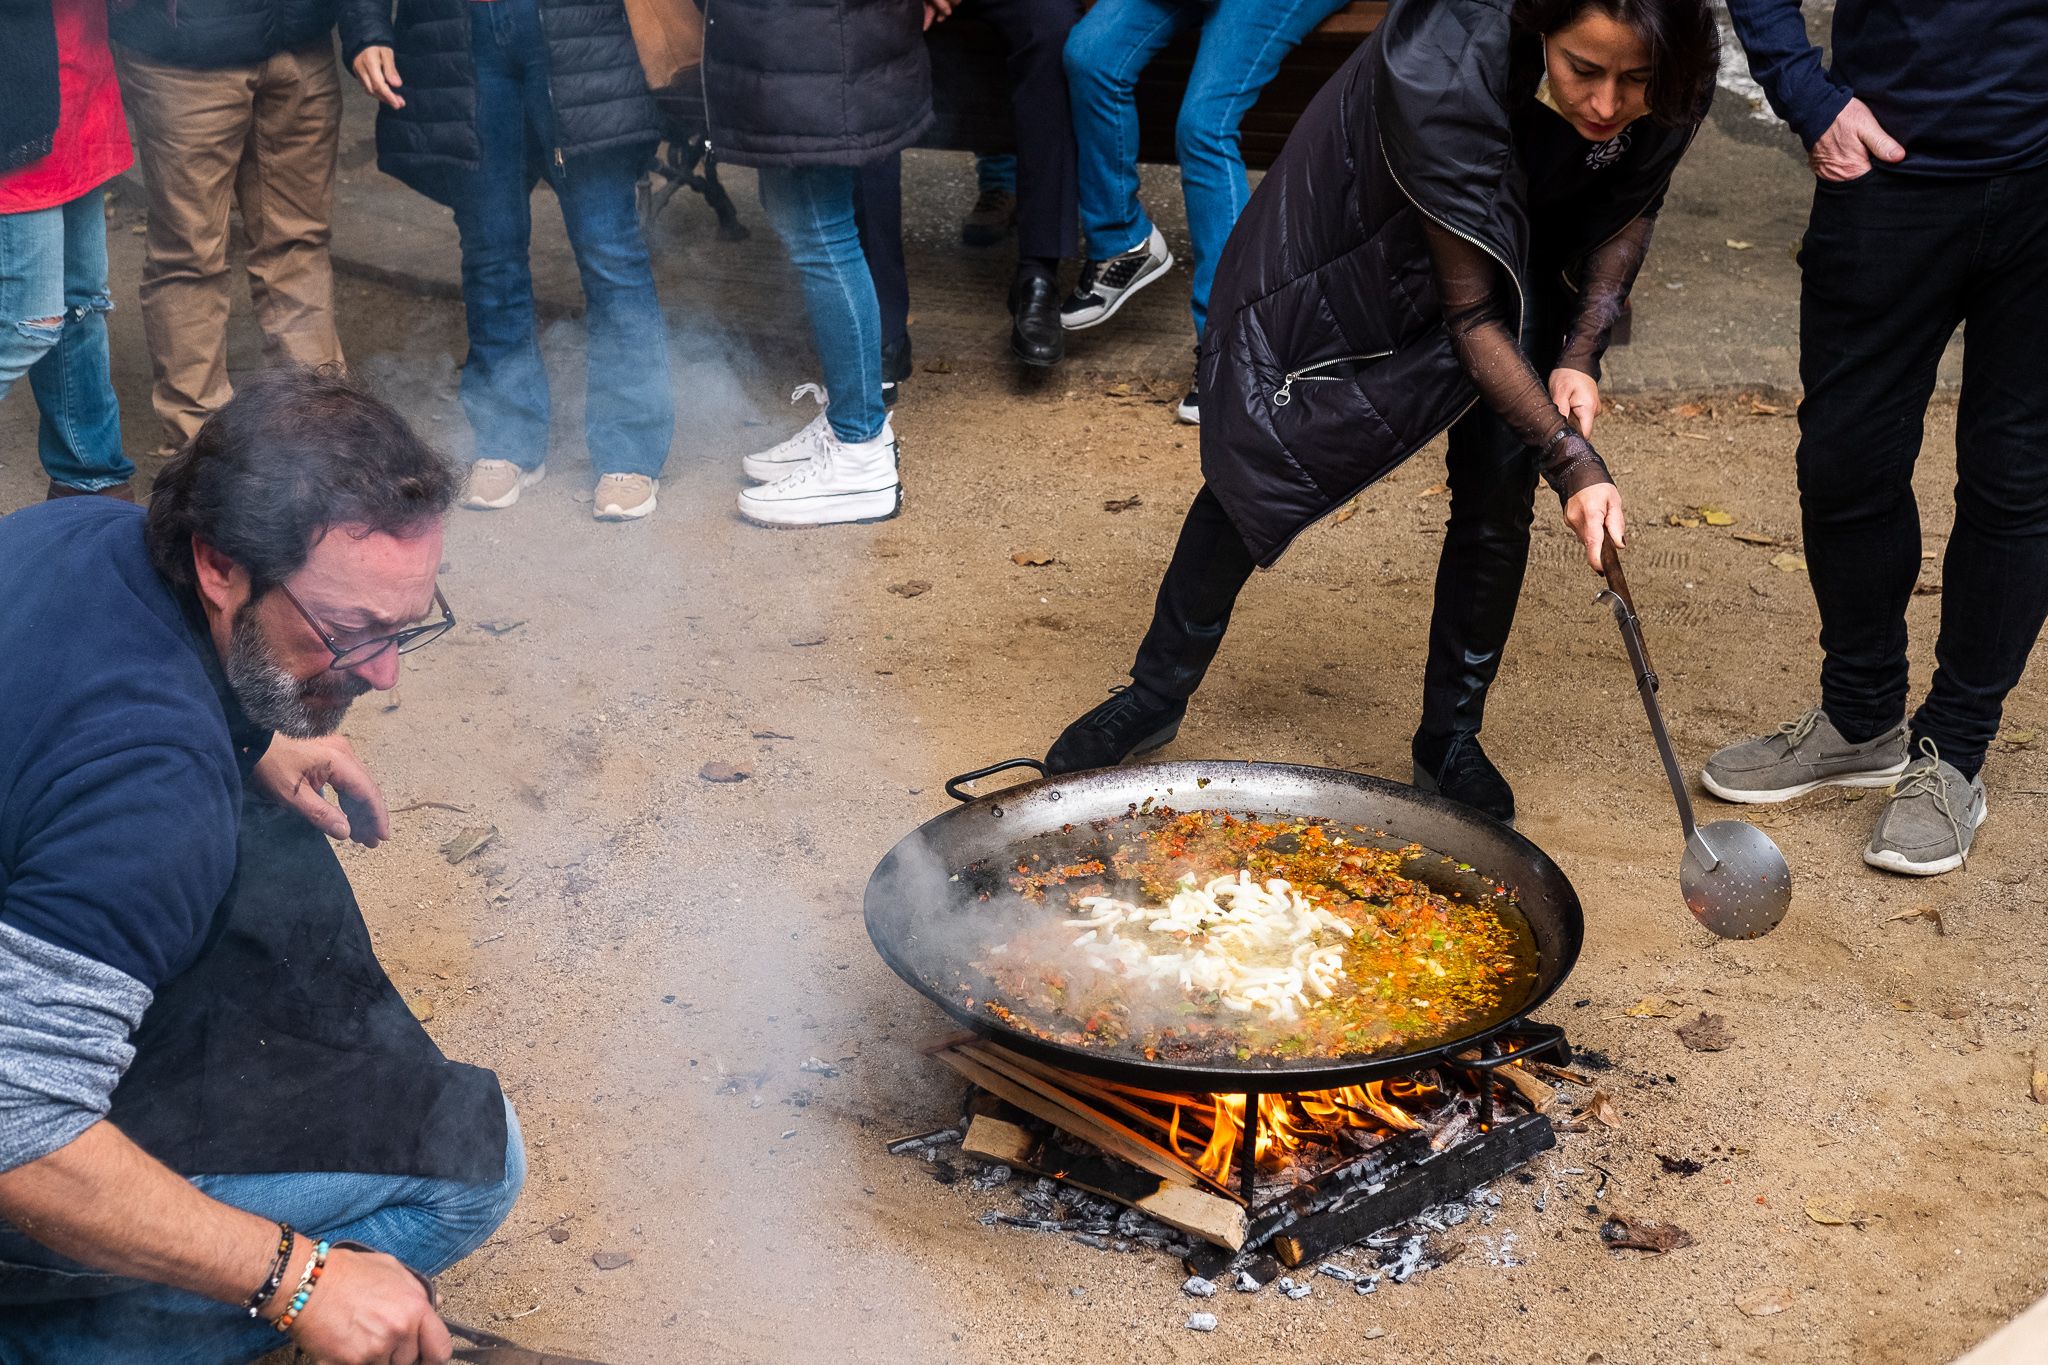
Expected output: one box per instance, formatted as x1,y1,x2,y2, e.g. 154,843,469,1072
5,181,2047,1365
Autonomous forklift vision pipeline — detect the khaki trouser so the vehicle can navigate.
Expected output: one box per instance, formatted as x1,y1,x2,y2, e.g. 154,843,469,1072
114,42,345,457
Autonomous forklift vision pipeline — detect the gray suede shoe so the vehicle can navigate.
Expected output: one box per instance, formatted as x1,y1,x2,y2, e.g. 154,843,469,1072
1702,708,1909,804
1863,742,1986,877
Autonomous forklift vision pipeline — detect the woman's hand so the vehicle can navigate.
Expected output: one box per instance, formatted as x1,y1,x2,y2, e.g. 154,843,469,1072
923,0,954,28
1547,368,1600,439
352,46,405,110
1563,482,1626,573
252,735,391,848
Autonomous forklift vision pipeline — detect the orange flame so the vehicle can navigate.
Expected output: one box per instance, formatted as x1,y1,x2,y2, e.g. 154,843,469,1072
1171,1076,1441,1184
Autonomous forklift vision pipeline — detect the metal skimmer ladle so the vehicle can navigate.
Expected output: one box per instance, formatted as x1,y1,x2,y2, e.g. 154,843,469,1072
1598,543,1792,939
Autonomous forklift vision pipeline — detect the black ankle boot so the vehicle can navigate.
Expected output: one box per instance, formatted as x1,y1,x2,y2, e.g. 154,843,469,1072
1412,732,1516,825
1045,686,1187,774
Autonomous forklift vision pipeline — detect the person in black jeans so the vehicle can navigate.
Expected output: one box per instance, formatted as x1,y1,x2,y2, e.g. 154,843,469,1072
1703,0,2048,877
868,0,1080,371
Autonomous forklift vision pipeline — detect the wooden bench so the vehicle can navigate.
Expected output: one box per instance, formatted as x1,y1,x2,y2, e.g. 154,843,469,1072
921,2,1387,168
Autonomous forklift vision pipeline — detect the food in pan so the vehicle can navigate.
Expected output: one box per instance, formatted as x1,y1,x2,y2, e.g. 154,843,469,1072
971,809,1534,1061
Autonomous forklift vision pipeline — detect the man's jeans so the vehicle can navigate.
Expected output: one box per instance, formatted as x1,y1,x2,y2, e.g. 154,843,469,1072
453,0,673,477
0,188,134,492
115,42,346,458
1063,0,1346,337
758,165,888,444
0,1100,525,1365
1796,162,2048,779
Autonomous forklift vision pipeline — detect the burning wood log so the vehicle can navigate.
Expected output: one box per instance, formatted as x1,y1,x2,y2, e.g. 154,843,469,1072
1270,1113,1555,1267
1184,1128,1434,1279
1455,1051,1557,1111
963,1115,1248,1251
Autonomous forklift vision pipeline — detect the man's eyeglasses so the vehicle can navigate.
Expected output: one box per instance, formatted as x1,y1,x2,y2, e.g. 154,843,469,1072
276,583,456,671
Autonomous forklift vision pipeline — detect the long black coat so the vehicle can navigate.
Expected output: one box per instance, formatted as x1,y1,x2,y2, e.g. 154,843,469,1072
700,0,932,167
1198,0,1695,566
111,0,337,70
338,0,659,205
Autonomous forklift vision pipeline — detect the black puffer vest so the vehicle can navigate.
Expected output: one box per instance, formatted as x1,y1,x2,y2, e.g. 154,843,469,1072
699,0,932,168
1198,0,1698,565
339,0,659,205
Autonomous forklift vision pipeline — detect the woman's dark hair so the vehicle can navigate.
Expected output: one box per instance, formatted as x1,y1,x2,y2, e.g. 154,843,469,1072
1512,0,1720,127
145,366,460,596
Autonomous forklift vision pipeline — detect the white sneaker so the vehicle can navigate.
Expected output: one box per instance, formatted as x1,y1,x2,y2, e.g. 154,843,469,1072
593,472,658,521
461,459,544,510
737,419,901,527
1059,226,1174,331
742,383,831,483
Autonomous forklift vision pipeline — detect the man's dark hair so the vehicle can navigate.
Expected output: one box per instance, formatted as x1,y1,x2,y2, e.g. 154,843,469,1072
1513,0,1720,127
145,367,460,596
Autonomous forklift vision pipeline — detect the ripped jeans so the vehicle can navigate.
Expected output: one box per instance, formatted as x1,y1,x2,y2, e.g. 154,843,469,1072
0,187,133,491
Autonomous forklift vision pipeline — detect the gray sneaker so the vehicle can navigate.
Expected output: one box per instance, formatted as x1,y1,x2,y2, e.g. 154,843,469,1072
1863,742,1987,877
1702,708,1909,804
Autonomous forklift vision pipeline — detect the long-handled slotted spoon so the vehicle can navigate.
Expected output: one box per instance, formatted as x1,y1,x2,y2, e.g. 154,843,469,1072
1597,542,1793,939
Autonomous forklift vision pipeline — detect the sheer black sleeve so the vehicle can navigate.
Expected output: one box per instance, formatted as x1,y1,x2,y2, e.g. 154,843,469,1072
1556,213,1657,377
1424,222,1611,500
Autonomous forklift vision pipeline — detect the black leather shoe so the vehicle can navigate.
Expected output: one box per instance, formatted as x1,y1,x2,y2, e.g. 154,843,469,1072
1009,273,1065,368
1046,686,1186,774
1412,732,1516,825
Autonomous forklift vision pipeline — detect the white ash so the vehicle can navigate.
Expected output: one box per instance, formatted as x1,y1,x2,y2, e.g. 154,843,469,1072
798,1057,839,1078
1234,1270,1261,1293
1315,1265,1357,1283
1183,1276,1218,1299
967,1163,1012,1192
1279,1277,1312,1300
1186,1313,1219,1333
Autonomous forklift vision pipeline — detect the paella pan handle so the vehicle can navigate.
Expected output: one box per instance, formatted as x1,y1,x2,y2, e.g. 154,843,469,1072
944,757,1049,803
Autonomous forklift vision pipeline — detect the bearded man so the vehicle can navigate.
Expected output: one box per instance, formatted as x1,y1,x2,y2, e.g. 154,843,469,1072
0,367,521,1364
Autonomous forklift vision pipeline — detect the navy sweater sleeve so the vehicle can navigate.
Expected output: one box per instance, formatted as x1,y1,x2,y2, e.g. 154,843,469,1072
1725,0,1853,147
2,742,241,992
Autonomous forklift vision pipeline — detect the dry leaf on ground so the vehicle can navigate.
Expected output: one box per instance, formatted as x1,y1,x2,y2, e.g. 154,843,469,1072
1675,1011,1734,1052
1675,402,1708,419
887,580,932,597
1625,995,1682,1018
1802,1196,1872,1228
923,358,953,374
1726,239,1754,250
1600,1213,1694,1253
1771,552,1808,573
1011,550,1056,567
440,825,497,864
698,762,750,783
1103,496,1143,513
591,1251,634,1270
1699,507,1735,526
2031,1041,2048,1105
2000,728,2037,748
1418,483,1449,497
1731,530,1779,546
1587,1090,1623,1128
1887,904,1945,933
1737,1287,1795,1318
1665,512,1703,528
1333,498,1361,524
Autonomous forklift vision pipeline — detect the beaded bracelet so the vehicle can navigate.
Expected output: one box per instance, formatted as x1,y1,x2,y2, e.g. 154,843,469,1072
244,1223,297,1320
273,1240,331,1335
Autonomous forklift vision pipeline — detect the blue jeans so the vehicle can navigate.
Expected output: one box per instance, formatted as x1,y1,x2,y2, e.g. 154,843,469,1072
0,1100,525,1365
0,188,134,491
452,0,673,477
1063,0,1347,336
757,166,887,444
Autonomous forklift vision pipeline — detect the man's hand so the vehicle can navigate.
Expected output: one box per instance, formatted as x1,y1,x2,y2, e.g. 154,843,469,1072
1563,483,1626,573
287,1246,452,1365
923,0,955,28
352,46,406,109
1548,369,1600,440
1809,97,1903,182
252,735,391,848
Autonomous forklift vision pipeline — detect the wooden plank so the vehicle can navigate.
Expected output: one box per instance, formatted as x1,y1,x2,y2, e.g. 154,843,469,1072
1272,1114,1555,1266
1456,1051,1558,1112
932,1049,1202,1193
963,1115,1248,1252
1183,1129,1433,1279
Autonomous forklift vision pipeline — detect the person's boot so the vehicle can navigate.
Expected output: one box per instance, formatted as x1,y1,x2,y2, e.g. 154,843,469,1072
1176,346,1200,424
1412,731,1516,825
881,335,913,407
1009,269,1064,368
1045,685,1187,774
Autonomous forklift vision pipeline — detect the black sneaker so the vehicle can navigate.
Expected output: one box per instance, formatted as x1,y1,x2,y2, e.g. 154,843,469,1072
961,188,1017,247
1412,732,1515,825
1045,685,1187,774
881,335,912,407
1176,383,1199,425
1060,226,1174,331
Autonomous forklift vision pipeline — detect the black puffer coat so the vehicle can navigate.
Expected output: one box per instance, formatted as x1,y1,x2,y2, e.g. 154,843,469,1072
338,0,658,205
1198,0,1696,565
111,0,337,71
700,0,931,167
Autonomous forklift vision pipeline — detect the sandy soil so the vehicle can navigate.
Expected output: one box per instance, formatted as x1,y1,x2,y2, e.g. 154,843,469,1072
5,255,2045,1365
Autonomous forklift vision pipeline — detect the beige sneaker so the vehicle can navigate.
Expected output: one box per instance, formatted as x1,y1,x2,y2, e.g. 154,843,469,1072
593,472,658,521
461,459,544,510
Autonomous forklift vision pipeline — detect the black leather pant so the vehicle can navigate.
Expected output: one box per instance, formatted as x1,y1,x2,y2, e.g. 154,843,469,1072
1129,408,1540,744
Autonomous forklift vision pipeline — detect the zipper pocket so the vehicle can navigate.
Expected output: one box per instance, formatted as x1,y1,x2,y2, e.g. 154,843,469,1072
1273,351,1392,406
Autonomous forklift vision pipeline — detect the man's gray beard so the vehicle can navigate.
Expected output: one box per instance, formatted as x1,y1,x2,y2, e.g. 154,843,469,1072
225,603,364,738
